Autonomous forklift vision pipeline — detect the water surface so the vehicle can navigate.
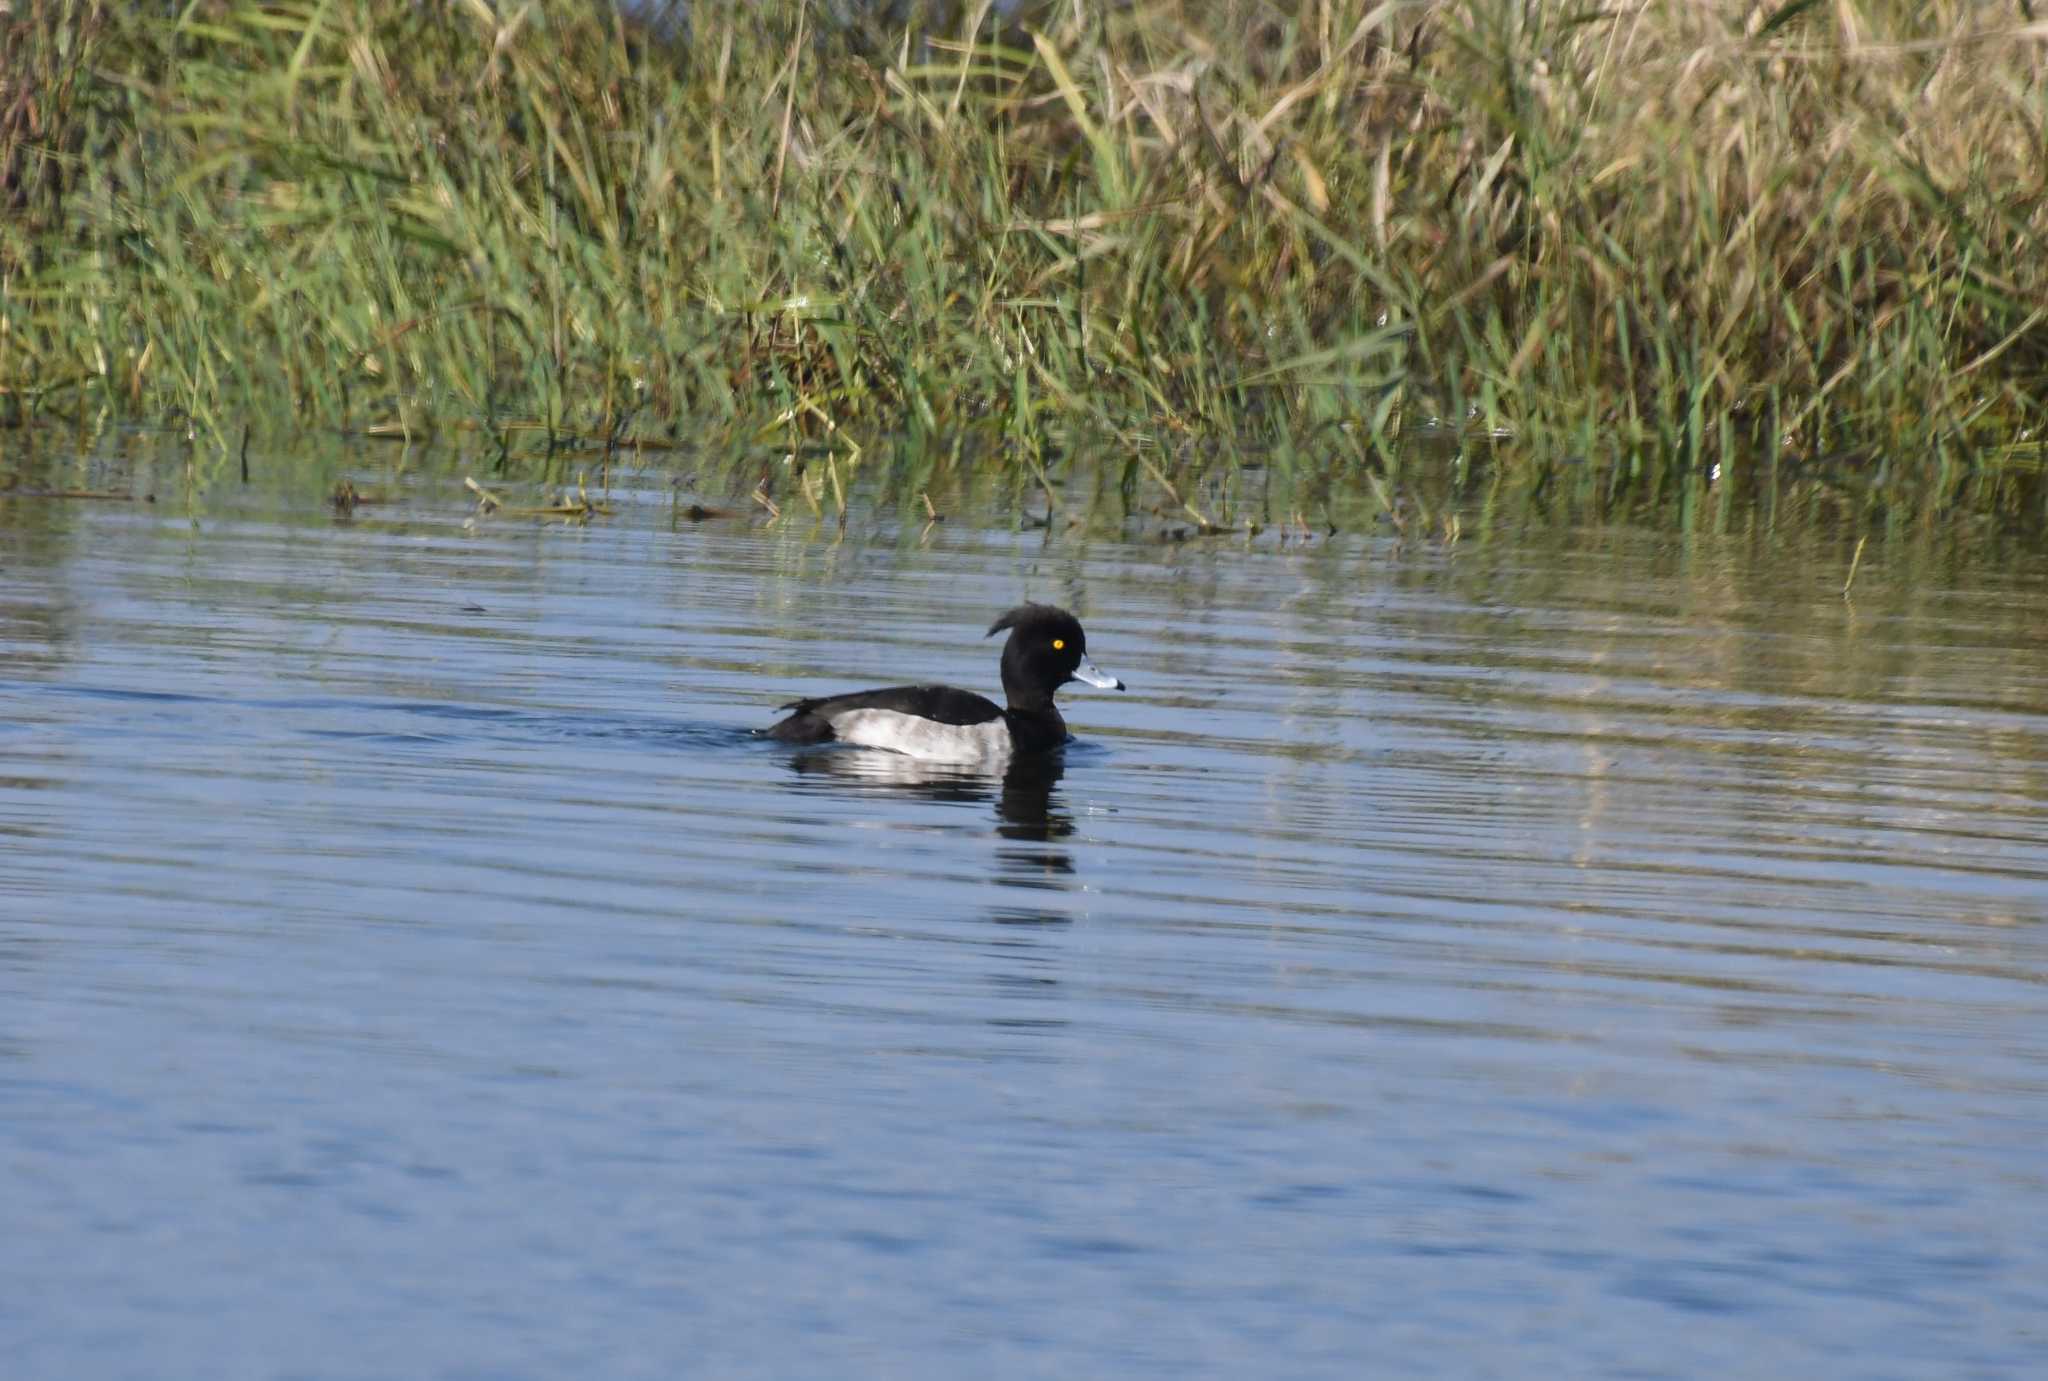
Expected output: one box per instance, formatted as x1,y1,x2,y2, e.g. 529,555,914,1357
4,470,2047,1378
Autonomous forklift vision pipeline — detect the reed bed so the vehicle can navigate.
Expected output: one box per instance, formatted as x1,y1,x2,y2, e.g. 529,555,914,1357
3,0,2045,525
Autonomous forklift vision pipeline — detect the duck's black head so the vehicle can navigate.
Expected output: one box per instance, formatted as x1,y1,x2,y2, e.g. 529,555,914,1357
987,603,1124,712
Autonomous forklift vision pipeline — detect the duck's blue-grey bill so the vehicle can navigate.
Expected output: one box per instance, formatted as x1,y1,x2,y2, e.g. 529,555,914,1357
1073,657,1125,691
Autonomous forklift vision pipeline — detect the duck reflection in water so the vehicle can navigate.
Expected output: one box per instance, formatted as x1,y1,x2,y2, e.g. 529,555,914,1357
784,749,1079,934
783,748,1074,847
780,748,1087,1022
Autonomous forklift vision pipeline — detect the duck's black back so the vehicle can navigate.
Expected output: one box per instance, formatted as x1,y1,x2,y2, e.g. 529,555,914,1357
763,684,1004,744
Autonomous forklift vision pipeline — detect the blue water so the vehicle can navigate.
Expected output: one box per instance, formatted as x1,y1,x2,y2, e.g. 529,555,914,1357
4,471,2047,1378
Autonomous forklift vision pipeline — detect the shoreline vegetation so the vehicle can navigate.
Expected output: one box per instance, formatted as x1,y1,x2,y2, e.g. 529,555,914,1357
3,0,2045,528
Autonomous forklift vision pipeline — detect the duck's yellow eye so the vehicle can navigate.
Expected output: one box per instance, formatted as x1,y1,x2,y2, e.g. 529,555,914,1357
1052,639,1065,651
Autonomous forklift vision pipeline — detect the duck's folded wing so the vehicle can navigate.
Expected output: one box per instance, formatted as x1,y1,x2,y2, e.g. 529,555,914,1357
763,684,1003,744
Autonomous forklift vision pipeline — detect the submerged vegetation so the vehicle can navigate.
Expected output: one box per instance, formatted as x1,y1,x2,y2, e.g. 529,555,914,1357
2,0,2046,525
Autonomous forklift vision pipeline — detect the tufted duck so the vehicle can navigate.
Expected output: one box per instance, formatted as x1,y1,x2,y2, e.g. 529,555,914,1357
761,604,1123,763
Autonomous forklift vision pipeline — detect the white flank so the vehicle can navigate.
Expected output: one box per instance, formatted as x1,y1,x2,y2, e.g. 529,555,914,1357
828,709,1014,764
